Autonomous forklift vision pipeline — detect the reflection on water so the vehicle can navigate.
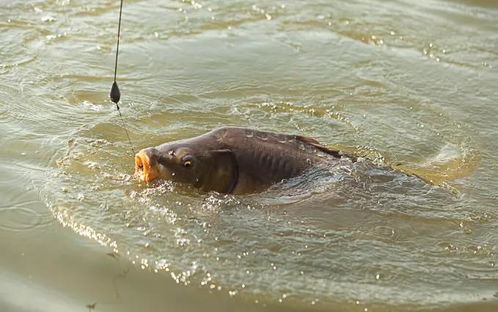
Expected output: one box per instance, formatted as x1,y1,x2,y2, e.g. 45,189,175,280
1,0,498,311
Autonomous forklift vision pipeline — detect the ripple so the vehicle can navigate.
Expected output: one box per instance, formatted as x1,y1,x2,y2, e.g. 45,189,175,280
7,0,496,310
0,200,51,232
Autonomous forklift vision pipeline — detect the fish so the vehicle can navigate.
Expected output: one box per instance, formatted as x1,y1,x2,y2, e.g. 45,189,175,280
134,127,351,194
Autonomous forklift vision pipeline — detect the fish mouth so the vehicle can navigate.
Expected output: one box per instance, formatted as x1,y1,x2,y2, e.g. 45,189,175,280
134,150,160,182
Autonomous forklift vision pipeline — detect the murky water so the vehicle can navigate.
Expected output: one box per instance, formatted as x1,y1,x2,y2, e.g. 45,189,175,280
1,0,497,311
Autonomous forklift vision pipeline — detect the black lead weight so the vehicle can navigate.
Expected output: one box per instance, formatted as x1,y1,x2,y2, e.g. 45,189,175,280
110,81,121,105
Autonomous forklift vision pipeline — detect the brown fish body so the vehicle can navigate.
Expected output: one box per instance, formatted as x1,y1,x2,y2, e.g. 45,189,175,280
135,127,344,194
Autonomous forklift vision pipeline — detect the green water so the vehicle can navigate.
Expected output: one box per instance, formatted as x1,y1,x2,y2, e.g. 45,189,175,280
1,0,497,311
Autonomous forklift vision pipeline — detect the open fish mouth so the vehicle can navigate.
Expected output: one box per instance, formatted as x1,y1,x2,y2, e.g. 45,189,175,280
134,150,160,182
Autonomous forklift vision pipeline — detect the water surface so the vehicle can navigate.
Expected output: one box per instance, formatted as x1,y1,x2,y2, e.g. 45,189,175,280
1,0,497,311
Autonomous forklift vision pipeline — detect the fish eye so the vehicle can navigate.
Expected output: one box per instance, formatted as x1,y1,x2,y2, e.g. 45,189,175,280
182,155,193,168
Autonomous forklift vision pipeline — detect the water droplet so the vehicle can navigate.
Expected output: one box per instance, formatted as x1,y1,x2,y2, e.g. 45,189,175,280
41,15,56,22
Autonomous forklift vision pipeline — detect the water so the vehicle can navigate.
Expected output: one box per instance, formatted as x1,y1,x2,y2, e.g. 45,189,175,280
1,0,497,311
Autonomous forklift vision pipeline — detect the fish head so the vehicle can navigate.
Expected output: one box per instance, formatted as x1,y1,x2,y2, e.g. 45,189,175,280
134,144,205,185
135,137,238,193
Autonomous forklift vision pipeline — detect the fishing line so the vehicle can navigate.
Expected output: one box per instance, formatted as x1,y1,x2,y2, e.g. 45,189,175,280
110,0,135,155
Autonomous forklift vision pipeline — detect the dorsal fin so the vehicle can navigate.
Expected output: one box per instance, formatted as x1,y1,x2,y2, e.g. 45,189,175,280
295,135,321,145
295,135,343,159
